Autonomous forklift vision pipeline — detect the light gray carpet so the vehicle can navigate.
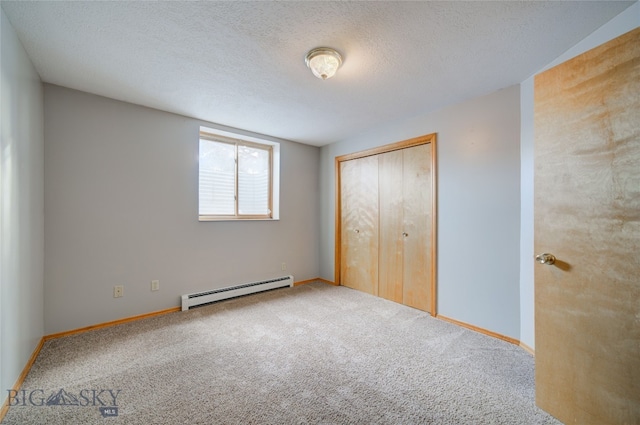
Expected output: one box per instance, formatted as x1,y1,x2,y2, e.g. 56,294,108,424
3,282,561,424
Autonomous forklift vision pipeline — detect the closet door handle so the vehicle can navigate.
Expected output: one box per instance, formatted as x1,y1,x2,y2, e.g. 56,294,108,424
354,229,360,233
402,232,409,237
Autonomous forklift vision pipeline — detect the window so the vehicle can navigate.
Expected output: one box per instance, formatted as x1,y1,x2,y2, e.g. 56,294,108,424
199,128,279,220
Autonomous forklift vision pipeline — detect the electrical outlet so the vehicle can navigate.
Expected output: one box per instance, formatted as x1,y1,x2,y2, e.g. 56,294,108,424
281,262,287,271
151,280,160,291
114,285,124,298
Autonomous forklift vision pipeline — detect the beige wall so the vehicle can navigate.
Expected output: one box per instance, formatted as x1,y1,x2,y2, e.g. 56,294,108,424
43,85,320,334
0,8,45,396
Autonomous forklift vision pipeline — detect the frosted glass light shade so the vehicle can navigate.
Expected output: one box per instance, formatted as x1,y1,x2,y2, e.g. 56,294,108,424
305,47,343,80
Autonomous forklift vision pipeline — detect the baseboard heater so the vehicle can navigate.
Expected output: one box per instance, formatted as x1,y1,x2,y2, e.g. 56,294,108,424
181,275,294,311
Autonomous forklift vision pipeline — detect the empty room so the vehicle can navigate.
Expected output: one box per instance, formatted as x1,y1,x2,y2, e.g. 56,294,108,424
1,1,638,424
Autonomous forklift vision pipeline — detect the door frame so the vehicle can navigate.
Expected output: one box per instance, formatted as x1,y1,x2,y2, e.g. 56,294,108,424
334,133,438,315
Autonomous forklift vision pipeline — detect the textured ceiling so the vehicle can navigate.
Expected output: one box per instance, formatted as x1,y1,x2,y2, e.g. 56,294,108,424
1,1,634,146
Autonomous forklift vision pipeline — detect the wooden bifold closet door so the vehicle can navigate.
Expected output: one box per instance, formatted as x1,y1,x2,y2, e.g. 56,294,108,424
340,155,379,296
337,135,436,314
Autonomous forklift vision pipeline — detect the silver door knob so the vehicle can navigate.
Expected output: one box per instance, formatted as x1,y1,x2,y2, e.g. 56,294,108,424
402,232,409,237
535,253,556,265
354,229,360,233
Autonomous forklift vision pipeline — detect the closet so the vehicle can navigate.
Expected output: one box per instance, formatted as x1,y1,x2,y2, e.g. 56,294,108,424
336,134,436,314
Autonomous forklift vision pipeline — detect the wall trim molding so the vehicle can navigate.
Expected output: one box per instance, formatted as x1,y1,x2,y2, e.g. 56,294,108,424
519,341,535,356
44,307,181,341
436,314,520,346
0,337,45,422
0,307,180,421
4,279,480,422
0,277,340,420
296,278,338,286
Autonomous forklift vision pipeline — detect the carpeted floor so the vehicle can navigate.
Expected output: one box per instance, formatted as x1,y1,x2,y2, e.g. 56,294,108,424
2,282,561,424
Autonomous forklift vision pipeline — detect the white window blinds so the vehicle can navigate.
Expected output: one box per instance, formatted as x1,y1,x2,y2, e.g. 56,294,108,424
238,144,271,215
199,135,272,219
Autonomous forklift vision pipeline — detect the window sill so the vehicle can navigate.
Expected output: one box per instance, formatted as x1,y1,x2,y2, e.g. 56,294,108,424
199,216,279,222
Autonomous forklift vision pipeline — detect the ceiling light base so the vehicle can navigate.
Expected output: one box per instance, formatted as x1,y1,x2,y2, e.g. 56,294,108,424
305,47,343,80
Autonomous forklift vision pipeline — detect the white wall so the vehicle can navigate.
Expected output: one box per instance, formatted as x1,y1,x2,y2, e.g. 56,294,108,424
0,8,44,397
320,85,521,339
44,85,320,334
519,2,640,350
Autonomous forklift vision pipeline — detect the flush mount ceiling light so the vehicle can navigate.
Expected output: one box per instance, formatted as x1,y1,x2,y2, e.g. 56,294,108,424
305,47,343,80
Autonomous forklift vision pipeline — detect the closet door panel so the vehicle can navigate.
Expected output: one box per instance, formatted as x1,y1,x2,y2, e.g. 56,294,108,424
402,144,432,312
340,156,379,295
378,150,404,303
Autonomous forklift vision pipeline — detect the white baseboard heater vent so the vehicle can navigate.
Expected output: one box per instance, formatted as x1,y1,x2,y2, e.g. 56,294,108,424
181,275,294,311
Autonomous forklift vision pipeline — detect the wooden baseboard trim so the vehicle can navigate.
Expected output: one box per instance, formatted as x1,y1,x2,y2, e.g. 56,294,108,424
519,341,535,356
295,278,337,287
44,306,181,341
0,306,180,421
436,314,520,346
0,337,45,422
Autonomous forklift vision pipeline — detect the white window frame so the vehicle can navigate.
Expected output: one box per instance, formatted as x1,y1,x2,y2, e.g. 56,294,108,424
198,126,280,221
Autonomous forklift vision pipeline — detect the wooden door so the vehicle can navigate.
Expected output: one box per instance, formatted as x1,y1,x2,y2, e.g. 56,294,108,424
336,134,437,313
378,149,404,303
402,144,432,312
340,155,379,295
364,144,433,312
534,28,640,424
